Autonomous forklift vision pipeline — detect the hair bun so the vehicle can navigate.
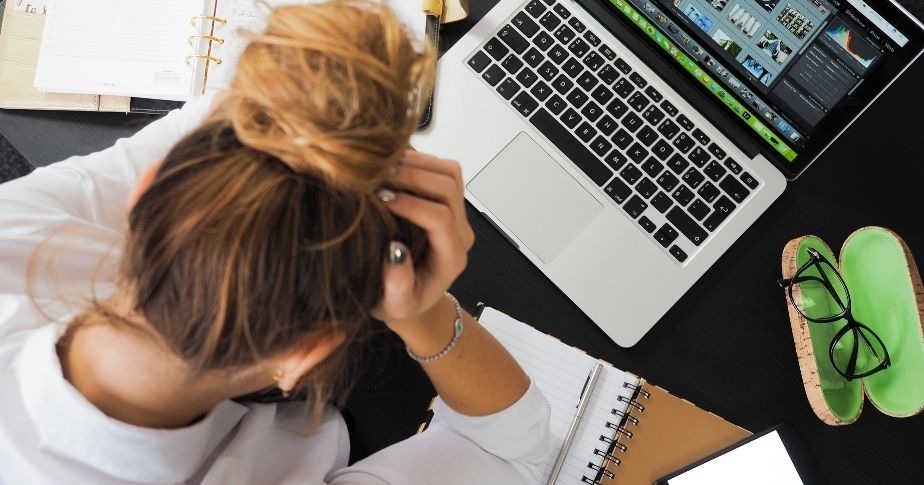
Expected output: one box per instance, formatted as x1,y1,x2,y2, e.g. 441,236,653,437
226,0,434,192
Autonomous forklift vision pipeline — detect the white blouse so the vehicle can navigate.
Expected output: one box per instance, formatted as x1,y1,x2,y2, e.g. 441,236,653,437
0,94,552,484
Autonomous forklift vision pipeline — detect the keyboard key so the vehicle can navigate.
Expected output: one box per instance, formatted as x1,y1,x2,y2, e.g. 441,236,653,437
626,142,648,164
611,128,633,149
539,11,561,31
614,58,632,74
583,51,605,71
531,81,552,101
568,38,590,58
639,216,657,233
606,99,628,119
523,48,545,67
583,31,601,46
546,94,567,114
482,64,505,86
512,12,540,37
560,108,581,128
566,88,589,108
691,128,710,146
549,45,568,64
581,101,603,122
661,100,678,117
603,149,628,171
657,119,680,140
689,199,710,220
707,143,726,160
677,113,694,131
597,115,618,135
651,191,673,213
590,85,614,105
644,86,662,102
621,112,643,132
613,78,634,98
654,224,679,247
484,38,510,61
563,58,583,78
554,25,576,44
719,175,750,203
740,171,758,189
498,25,529,53
723,157,742,174
681,167,705,188
530,109,613,186
534,31,555,51
552,74,573,94
641,157,663,178
651,140,674,161
511,91,539,117
688,147,710,167
604,177,632,203
496,78,520,99
656,172,679,191
600,44,617,60
590,135,612,157
667,207,707,246
672,132,695,153
637,126,658,147
635,177,657,199
575,122,596,143
516,67,538,88
525,0,547,18
501,54,524,74
703,195,734,231
553,3,571,18
620,164,643,185
629,72,647,88
627,91,650,112
666,154,688,174
577,71,598,91
669,245,688,262
642,105,665,125
624,195,648,218
599,65,620,84
703,160,726,182
567,17,586,32
538,61,559,81
672,185,695,206
468,51,491,72
697,181,719,203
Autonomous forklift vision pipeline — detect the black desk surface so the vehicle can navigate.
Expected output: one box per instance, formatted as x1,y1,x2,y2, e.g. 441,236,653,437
3,1,924,483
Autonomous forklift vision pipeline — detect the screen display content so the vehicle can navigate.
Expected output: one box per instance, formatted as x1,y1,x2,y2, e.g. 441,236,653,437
601,0,922,172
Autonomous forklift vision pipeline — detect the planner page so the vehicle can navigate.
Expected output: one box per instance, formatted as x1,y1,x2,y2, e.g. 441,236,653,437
479,308,640,484
204,0,427,92
34,0,210,100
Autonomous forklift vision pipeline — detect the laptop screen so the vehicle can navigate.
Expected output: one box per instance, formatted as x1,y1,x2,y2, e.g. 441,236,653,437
594,0,924,177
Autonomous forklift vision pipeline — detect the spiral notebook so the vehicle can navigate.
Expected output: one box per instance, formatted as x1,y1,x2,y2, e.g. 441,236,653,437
452,307,752,484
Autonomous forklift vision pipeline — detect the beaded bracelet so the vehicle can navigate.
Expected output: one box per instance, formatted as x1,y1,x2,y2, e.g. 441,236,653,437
406,292,464,363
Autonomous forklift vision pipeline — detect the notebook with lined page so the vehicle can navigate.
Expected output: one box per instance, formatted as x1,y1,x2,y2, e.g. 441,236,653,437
475,307,751,485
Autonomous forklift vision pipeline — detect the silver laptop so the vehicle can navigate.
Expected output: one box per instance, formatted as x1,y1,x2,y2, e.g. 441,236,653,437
412,0,924,346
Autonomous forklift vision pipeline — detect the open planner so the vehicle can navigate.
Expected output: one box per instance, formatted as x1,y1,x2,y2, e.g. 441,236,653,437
31,0,426,101
473,307,751,484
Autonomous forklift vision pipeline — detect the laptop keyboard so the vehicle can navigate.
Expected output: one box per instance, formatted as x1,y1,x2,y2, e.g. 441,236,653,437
465,0,761,264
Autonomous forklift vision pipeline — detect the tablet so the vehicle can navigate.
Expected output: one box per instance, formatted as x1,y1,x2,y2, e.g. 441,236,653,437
654,424,820,485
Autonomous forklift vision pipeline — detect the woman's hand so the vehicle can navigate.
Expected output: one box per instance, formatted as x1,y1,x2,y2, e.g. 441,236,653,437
371,150,475,329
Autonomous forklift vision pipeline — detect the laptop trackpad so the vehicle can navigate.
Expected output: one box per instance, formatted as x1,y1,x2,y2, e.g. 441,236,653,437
468,132,603,264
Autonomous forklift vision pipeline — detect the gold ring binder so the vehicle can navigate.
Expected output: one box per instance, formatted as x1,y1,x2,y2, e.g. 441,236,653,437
186,55,223,65
190,15,228,26
188,34,225,45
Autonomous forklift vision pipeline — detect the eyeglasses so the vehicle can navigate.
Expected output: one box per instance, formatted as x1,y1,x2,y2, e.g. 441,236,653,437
777,247,890,381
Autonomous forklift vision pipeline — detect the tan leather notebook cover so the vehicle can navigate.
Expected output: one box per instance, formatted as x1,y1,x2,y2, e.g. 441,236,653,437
601,380,751,484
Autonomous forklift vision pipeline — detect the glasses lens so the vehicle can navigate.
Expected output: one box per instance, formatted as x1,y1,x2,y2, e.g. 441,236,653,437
791,257,849,321
831,325,889,379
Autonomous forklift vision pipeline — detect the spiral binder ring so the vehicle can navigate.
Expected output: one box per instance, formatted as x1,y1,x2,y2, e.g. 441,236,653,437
188,34,225,45
611,408,640,426
618,394,646,412
623,381,652,399
190,15,228,26
186,55,223,65
581,476,601,484
594,448,622,466
587,462,616,480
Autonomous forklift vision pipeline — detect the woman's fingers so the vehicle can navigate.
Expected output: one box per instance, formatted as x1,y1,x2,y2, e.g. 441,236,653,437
371,241,418,322
384,191,467,281
390,164,459,209
401,150,464,193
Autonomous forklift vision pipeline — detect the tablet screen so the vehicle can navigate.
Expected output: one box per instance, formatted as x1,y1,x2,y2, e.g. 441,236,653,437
662,430,805,485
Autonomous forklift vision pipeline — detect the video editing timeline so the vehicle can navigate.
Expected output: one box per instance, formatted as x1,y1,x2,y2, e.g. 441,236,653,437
610,0,909,162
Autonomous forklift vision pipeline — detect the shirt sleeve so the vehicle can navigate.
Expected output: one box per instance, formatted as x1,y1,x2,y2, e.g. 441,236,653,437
327,380,551,485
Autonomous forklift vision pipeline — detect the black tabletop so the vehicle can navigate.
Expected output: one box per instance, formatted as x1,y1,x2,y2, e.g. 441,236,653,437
3,1,924,484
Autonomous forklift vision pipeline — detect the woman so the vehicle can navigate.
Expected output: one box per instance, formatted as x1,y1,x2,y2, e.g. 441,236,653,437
0,1,550,483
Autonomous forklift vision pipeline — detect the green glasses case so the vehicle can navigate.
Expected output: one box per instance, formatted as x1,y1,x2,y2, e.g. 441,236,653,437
781,226,924,425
